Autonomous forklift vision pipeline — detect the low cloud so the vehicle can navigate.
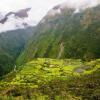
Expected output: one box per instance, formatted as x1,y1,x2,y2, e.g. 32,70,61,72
0,0,100,32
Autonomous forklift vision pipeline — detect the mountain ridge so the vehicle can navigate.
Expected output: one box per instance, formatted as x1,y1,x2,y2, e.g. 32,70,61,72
17,4,100,65
0,27,34,76
0,8,31,24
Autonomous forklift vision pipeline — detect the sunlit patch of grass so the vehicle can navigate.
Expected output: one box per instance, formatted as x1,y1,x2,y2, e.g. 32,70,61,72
84,64,100,74
63,65,78,72
0,58,100,100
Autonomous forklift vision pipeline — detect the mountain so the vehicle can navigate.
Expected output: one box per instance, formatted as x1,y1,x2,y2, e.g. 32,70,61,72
0,27,34,76
0,2,100,100
17,4,100,65
0,8,31,24
0,8,33,33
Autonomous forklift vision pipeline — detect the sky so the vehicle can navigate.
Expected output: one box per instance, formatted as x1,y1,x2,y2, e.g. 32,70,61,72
0,0,67,24
0,0,99,32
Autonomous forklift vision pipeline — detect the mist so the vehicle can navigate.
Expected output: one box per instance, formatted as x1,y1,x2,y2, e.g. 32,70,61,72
0,0,100,32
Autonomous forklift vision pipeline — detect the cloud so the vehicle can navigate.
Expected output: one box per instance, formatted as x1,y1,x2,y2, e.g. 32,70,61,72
0,0,67,32
0,0,100,32
0,0,67,22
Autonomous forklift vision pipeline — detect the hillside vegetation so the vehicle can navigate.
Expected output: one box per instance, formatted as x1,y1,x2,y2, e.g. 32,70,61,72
0,58,100,100
17,5,100,65
0,27,34,76
0,3,100,100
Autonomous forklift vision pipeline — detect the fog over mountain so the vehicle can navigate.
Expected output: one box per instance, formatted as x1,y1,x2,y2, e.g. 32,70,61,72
0,0,100,98
0,0,100,32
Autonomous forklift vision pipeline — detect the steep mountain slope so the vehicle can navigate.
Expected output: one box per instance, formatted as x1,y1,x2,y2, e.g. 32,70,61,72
17,5,100,65
0,27,34,76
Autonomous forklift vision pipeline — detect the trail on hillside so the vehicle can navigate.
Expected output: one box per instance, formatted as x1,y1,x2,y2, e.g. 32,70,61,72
58,42,64,58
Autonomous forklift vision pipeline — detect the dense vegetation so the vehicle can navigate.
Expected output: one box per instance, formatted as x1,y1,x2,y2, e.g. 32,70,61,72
0,27,34,76
0,3,100,100
17,5,100,65
0,58,100,99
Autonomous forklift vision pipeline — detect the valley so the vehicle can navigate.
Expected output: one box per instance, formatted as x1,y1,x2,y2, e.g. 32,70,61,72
0,1,100,100
0,27,34,76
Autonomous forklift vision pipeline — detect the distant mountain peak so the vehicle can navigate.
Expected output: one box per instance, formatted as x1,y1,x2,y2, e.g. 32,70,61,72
14,8,31,18
0,8,31,24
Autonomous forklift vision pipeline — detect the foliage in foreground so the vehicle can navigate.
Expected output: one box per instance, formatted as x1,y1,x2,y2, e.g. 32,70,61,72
0,58,100,100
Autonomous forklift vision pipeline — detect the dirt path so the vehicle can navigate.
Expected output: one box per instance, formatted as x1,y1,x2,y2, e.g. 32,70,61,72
58,42,64,59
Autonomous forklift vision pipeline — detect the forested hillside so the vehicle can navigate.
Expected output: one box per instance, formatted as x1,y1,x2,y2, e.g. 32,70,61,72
0,1,100,100
17,5,100,65
0,27,34,76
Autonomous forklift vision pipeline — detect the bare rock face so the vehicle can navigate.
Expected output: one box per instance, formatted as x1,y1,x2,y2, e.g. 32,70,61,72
0,17,8,24
14,8,31,18
0,8,31,24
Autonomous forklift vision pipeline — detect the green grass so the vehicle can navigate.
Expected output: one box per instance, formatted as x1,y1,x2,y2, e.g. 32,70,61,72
0,58,100,100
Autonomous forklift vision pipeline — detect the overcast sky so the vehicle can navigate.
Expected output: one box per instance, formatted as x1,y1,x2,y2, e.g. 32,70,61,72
0,0,67,23
0,0,99,32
